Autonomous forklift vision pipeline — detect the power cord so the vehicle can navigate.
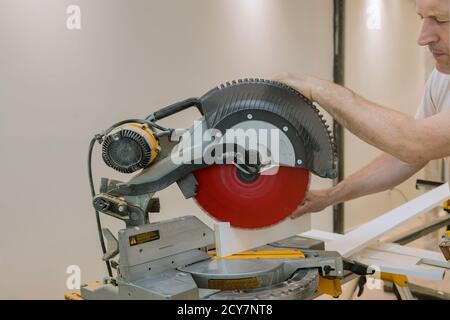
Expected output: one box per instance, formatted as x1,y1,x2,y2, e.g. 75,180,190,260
88,134,113,277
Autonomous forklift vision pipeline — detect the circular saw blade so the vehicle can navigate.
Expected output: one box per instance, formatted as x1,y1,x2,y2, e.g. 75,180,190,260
193,165,310,229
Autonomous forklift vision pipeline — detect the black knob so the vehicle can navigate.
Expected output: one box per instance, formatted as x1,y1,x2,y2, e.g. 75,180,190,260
149,198,160,213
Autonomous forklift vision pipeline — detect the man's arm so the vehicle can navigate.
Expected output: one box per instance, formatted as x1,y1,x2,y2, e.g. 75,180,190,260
273,73,450,164
292,153,427,217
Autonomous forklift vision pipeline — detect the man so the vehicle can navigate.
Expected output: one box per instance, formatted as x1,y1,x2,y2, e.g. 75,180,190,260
274,0,450,218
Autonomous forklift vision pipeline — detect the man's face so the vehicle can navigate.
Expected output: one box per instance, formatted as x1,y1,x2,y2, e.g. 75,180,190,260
417,0,450,74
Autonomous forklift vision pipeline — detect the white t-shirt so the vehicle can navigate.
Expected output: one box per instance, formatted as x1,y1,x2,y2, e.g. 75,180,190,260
415,69,450,119
415,69,450,180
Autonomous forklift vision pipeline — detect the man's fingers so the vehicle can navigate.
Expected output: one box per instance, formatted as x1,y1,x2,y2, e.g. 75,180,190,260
271,72,292,81
271,74,282,81
290,203,309,219
291,212,305,219
277,79,296,87
290,189,331,219
273,78,313,102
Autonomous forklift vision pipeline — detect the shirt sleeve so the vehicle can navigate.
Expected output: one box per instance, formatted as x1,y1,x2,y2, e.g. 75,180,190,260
415,69,437,119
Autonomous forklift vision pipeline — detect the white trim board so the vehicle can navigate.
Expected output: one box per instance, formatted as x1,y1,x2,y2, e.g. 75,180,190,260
371,243,450,269
301,229,449,269
301,229,342,242
325,183,450,257
214,214,311,257
354,249,444,280
301,229,448,280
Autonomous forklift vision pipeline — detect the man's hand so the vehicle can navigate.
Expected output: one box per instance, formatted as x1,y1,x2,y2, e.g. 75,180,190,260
291,189,334,219
272,72,322,102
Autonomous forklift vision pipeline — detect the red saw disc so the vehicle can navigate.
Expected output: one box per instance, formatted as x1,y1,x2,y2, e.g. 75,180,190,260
193,165,310,229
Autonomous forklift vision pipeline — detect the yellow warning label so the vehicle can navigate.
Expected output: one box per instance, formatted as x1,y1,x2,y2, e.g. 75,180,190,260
129,230,160,246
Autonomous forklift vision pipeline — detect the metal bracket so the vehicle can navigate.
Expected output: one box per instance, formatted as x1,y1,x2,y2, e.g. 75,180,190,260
93,193,149,227
102,228,119,261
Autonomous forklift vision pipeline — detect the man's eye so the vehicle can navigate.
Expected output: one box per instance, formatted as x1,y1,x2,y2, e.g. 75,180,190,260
436,19,449,24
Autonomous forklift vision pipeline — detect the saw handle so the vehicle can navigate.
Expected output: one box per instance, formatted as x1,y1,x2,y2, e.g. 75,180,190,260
343,258,375,276
150,98,203,121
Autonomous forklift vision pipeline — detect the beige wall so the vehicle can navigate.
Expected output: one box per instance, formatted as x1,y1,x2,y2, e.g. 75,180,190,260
0,0,334,298
343,0,432,231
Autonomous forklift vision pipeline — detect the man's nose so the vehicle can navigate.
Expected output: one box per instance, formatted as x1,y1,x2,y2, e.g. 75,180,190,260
418,20,439,46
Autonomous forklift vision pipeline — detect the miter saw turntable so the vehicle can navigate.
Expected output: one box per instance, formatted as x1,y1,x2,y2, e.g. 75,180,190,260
81,79,373,300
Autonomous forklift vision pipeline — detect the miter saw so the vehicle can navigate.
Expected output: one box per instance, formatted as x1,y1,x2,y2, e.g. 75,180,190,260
81,79,373,300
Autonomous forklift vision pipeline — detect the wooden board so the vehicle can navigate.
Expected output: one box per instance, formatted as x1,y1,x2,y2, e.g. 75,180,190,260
214,214,311,257
355,249,444,280
301,229,447,280
302,229,449,269
325,183,450,257
301,229,342,242
372,243,450,269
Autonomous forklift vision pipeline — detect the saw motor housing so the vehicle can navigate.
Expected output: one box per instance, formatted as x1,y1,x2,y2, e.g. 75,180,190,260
102,123,160,174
